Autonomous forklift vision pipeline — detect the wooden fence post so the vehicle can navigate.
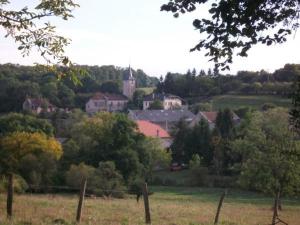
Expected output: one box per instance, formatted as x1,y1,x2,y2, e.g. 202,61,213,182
7,173,13,219
214,189,227,225
142,182,151,224
76,178,87,223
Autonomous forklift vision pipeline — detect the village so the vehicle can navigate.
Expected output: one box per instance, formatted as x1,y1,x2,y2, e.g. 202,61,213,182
1,1,300,225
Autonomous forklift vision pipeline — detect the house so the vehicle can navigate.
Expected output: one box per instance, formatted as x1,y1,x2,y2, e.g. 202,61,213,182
85,92,128,114
191,111,240,129
23,97,56,114
136,120,172,148
128,109,196,131
143,93,183,110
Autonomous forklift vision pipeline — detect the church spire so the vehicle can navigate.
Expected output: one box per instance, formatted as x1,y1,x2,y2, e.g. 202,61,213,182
128,65,133,79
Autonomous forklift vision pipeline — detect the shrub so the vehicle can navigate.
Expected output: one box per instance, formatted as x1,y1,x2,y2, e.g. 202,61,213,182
0,175,28,193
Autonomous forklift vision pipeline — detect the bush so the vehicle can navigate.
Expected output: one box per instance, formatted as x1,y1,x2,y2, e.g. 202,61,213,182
90,161,125,198
65,163,95,188
189,167,209,186
0,175,28,193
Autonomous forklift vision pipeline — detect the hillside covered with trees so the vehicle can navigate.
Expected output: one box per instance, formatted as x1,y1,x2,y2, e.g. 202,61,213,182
0,64,158,113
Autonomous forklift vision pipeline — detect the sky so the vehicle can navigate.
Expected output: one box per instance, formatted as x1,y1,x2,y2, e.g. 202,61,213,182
0,0,299,77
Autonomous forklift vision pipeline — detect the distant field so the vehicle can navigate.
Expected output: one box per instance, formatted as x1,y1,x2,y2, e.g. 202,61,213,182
0,187,299,225
136,87,155,95
211,95,291,110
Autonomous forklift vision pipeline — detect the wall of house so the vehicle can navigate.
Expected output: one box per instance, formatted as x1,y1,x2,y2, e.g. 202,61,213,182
163,98,182,110
143,100,153,110
85,99,107,114
107,100,128,111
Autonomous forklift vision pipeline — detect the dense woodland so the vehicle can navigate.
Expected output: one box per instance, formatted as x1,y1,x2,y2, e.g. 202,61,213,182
156,64,300,102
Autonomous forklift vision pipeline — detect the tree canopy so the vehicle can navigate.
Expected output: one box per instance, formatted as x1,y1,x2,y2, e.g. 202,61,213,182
0,0,78,67
161,0,300,69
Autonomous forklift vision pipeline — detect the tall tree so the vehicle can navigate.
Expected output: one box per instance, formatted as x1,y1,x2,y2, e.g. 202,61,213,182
0,131,62,218
231,108,300,224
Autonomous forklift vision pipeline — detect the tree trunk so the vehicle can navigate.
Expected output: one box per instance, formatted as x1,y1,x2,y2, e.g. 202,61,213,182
271,190,280,225
7,173,13,219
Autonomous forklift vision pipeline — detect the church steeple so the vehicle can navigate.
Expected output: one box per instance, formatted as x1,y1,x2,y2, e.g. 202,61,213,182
123,65,136,99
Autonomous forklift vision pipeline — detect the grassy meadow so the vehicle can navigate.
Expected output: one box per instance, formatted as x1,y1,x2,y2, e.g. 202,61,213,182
211,95,291,110
0,186,299,225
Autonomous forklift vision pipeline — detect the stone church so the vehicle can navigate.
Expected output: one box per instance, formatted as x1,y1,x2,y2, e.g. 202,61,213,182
122,65,136,99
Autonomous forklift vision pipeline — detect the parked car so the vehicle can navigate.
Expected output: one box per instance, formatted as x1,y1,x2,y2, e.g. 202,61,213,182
170,162,188,171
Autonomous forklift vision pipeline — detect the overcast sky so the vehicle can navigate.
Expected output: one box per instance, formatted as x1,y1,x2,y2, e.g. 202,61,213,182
0,0,299,77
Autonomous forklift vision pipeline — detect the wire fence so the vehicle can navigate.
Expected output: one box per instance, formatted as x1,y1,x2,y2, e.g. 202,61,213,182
2,182,299,225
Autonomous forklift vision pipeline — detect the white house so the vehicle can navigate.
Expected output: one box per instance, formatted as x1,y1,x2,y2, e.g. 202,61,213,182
143,93,183,110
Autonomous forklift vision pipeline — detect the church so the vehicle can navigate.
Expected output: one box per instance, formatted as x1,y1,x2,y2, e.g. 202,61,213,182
85,66,136,114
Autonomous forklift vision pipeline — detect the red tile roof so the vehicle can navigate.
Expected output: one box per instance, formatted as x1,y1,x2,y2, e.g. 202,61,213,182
136,120,170,138
201,111,218,123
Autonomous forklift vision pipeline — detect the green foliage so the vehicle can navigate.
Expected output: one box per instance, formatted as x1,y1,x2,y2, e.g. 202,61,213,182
66,162,125,197
215,108,235,139
65,163,95,188
0,64,158,113
0,0,78,67
161,1,299,69
190,102,212,114
231,108,300,196
157,65,298,99
189,154,202,169
148,100,164,110
67,112,162,182
91,161,125,198
19,153,58,187
129,90,146,109
0,131,62,174
0,175,28,194
0,113,54,136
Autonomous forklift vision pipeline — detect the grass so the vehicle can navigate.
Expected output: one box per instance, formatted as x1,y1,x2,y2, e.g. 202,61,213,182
0,187,300,225
136,87,155,95
211,95,291,110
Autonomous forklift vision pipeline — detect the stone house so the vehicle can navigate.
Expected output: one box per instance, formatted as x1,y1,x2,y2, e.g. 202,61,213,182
85,92,128,114
23,97,56,114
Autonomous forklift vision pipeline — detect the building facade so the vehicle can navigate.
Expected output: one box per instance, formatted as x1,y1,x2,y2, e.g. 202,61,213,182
23,97,56,114
143,93,183,110
85,92,128,114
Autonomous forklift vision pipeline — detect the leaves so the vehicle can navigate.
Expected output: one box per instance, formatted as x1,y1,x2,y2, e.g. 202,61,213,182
0,0,79,81
161,0,299,70
0,131,63,173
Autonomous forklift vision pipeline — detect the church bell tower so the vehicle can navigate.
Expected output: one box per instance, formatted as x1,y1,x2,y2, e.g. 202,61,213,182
123,65,136,99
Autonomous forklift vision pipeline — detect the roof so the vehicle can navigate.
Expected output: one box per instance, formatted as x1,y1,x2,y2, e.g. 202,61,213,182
25,98,55,108
123,65,135,81
129,109,195,123
200,111,240,123
90,92,128,101
143,93,182,102
136,120,170,138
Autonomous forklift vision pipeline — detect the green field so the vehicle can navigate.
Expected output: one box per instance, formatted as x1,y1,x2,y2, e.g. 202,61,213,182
1,187,299,225
136,87,155,95
211,95,291,110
